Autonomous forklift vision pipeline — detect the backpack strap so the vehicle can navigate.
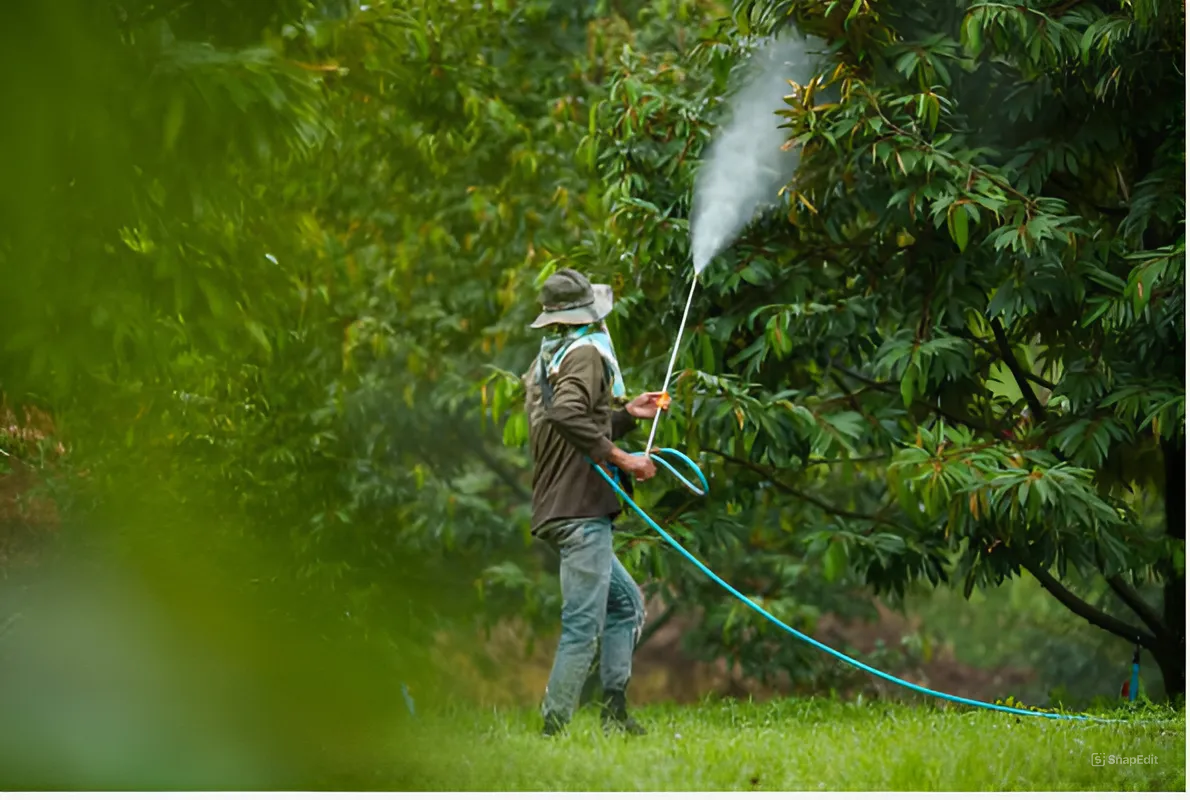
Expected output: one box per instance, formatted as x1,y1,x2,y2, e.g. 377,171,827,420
536,353,555,409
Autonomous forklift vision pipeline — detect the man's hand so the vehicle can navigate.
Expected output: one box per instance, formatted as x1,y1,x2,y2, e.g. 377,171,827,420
625,391,670,420
610,447,656,481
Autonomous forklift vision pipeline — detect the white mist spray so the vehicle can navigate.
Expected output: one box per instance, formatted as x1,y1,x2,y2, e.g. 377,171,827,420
689,32,828,274
645,32,828,454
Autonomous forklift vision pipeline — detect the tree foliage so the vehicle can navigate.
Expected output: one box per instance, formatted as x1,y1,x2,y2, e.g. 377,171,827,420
587,0,1183,696
0,0,1183,709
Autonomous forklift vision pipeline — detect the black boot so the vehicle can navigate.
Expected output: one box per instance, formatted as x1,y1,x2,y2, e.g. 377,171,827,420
601,689,646,736
542,710,567,737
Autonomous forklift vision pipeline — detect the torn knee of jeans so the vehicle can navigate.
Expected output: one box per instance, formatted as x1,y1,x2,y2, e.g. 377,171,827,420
631,617,645,646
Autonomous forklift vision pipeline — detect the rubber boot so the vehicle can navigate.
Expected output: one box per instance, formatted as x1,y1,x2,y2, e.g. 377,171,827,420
601,689,646,736
542,710,567,737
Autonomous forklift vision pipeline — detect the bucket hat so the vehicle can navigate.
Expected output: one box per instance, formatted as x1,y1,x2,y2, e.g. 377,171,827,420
529,268,614,329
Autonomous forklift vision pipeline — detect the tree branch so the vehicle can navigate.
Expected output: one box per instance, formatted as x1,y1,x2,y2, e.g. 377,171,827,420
990,320,1048,423
827,368,886,434
661,497,699,527
704,447,919,536
1047,0,1087,19
447,422,531,504
1024,370,1057,392
1105,574,1169,638
832,365,993,433
957,331,1057,390
638,603,677,649
1015,547,1157,649
706,448,870,521
806,454,891,465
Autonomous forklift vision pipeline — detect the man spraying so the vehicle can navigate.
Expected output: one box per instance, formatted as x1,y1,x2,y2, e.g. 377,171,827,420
522,268,666,737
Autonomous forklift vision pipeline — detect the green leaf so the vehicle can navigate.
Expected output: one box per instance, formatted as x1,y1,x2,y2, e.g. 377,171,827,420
246,320,272,355
700,334,716,373
734,4,752,36
164,95,186,153
900,362,919,408
823,538,847,582
894,52,919,78
987,281,1016,321
948,204,969,252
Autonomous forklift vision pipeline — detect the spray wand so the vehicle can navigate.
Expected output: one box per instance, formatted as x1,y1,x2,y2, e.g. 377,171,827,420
644,275,699,455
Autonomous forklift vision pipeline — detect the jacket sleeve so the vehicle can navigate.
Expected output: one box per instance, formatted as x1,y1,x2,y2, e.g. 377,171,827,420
544,346,615,461
611,408,637,441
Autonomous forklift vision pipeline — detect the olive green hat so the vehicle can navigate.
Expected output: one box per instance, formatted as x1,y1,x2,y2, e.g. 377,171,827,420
529,268,614,329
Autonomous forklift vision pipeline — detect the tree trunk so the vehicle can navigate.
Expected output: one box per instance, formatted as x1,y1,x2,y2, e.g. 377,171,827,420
1163,437,1185,543
1160,437,1186,701
1154,583,1185,701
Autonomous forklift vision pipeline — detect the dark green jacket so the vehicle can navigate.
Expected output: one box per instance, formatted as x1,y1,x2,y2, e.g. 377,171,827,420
523,344,636,534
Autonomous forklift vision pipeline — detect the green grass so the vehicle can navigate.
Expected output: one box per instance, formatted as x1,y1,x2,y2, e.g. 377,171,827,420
396,698,1185,791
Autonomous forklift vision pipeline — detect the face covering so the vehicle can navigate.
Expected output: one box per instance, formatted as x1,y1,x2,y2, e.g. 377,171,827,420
538,322,625,399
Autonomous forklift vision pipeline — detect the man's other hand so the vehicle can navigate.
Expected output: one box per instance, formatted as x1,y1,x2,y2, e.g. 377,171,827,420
625,391,669,420
611,449,656,482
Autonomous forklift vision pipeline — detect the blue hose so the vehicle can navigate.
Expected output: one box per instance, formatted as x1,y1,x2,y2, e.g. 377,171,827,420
635,447,709,496
595,449,1128,725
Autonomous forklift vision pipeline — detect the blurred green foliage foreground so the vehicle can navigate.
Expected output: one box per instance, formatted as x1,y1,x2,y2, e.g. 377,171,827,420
0,0,1184,789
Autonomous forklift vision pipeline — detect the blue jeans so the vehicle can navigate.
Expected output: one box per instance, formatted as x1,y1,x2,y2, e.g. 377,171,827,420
540,517,645,722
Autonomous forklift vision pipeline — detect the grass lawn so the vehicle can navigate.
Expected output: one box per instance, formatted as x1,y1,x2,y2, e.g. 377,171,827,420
396,698,1185,791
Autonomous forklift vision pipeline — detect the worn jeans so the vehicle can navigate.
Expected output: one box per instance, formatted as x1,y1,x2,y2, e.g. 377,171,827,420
540,516,645,722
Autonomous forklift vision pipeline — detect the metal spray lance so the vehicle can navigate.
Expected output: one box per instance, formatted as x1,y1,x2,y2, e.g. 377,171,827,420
643,267,702,455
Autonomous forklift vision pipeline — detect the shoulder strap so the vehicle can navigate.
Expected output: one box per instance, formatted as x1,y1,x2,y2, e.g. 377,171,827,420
536,354,555,409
